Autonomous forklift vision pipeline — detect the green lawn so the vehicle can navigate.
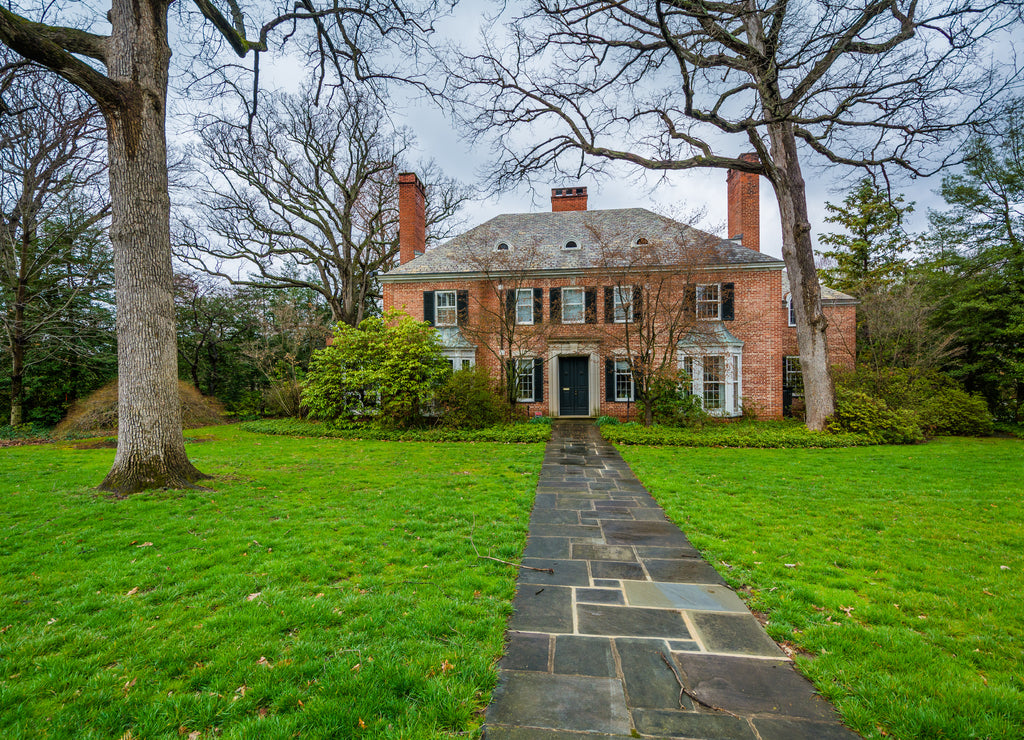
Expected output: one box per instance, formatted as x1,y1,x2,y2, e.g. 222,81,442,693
0,426,543,739
619,437,1024,740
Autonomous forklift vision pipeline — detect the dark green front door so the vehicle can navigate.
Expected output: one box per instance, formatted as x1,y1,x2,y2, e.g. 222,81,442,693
559,356,589,416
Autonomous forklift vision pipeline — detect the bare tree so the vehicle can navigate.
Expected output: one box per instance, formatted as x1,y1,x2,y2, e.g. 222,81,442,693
0,0,447,492
447,0,1021,429
456,235,555,408
177,85,469,327
0,57,110,425
586,221,732,425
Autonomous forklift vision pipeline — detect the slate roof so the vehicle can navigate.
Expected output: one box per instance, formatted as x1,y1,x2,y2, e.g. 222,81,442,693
781,272,857,304
382,208,782,281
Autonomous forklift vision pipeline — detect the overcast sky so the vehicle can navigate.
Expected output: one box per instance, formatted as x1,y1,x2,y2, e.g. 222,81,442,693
163,0,957,262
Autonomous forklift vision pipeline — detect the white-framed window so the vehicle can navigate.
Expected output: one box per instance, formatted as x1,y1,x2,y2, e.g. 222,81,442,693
562,286,585,323
496,241,511,252
787,295,796,326
516,358,536,402
614,359,634,402
516,288,534,325
435,290,457,327
678,351,743,416
444,349,475,372
613,286,633,323
783,355,803,396
563,239,580,250
696,284,720,319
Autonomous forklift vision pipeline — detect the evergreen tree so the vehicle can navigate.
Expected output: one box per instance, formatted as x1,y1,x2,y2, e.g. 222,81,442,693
818,178,913,296
923,101,1024,419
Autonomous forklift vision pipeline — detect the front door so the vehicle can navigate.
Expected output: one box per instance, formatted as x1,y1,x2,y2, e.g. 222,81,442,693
559,356,590,416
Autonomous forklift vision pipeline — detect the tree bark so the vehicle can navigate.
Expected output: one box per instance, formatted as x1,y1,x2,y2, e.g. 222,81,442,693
98,0,207,493
768,122,835,430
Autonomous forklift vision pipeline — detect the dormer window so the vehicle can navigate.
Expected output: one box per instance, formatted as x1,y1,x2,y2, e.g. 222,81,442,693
635,237,649,246
564,240,579,250
496,242,510,251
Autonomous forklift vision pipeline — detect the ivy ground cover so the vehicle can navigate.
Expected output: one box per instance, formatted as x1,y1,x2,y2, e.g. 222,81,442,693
619,437,1024,739
0,426,542,739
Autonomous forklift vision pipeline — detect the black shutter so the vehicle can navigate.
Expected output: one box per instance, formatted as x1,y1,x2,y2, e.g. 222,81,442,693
632,285,642,324
423,291,435,326
457,290,469,325
505,289,515,324
605,359,615,402
585,288,597,324
604,286,614,323
721,282,735,321
683,284,696,319
550,287,562,324
533,288,543,323
533,358,544,403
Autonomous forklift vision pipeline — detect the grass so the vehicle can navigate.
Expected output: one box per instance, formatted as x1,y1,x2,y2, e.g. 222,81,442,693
618,437,1024,739
0,425,543,739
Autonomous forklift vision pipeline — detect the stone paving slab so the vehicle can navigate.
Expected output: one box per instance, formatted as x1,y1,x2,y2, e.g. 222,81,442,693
484,420,861,739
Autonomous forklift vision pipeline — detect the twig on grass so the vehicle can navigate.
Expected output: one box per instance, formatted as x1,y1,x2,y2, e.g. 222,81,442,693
468,516,554,574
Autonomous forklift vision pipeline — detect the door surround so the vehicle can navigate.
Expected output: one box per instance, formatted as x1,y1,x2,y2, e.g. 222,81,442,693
548,342,599,417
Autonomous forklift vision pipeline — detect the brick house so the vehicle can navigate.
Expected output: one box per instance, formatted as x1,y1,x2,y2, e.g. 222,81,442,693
380,169,855,420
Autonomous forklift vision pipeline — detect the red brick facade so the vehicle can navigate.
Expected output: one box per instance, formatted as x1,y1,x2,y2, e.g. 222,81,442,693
727,153,761,251
382,272,856,420
382,166,855,421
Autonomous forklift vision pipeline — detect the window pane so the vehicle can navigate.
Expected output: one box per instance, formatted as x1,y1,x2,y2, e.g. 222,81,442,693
784,356,803,395
516,358,534,401
696,284,720,319
703,356,724,409
562,287,584,323
613,287,632,322
614,359,633,401
516,289,533,324
436,290,457,326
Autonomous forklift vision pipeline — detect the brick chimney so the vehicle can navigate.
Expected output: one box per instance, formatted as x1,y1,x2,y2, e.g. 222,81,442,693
726,153,760,252
551,186,588,212
398,172,426,265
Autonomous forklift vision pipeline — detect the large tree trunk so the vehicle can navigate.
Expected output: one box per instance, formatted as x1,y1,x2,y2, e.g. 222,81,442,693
768,122,836,430
98,0,207,493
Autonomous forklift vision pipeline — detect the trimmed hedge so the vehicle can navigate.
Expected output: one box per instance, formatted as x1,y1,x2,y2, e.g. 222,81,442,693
239,419,551,443
602,421,872,448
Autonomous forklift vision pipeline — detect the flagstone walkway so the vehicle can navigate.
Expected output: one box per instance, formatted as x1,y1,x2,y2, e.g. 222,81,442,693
483,420,860,740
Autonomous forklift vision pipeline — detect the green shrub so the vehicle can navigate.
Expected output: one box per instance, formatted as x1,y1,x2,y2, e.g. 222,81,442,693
436,366,510,428
595,415,619,426
240,419,550,443
303,310,449,429
827,388,924,445
527,415,553,425
0,422,51,440
836,368,993,437
638,370,707,427
602,420,870,448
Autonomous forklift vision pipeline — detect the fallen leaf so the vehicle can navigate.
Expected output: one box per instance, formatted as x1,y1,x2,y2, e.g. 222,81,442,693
351,663,361,673
1,624,11,633
1000,565,1010,571
124,677,137,690
188,733,201,740
840,606,855,616
315,593,324,599
357,718,366,729
119,732,135,740
440,659,454,674
257,656,272,668
258,707,268,719
246,592,262,602
982,589,995,596
126,587,139,597
235,684,247,697
136,542,154,548
784,563,797,568
46,618,58,625
918,614,928,620
297,699,304,708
